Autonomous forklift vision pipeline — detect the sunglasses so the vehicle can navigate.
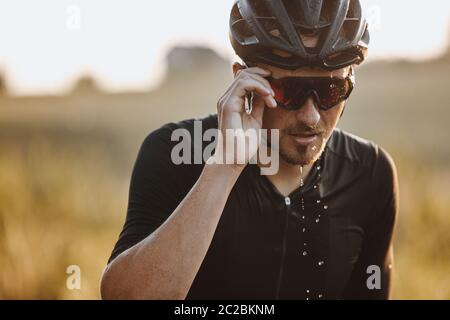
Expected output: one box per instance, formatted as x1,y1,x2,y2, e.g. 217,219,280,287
265,74,355,111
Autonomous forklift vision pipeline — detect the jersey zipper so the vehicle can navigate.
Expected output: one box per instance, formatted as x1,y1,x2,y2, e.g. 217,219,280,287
275,196,291,299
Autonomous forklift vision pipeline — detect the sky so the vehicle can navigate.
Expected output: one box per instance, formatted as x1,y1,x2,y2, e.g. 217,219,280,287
0,0,449,96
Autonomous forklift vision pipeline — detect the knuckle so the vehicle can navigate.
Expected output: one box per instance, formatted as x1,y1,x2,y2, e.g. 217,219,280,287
241,74,250,81
236,78,246,87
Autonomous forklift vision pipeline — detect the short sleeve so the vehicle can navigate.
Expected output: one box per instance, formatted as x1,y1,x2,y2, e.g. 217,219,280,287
107,126,188,264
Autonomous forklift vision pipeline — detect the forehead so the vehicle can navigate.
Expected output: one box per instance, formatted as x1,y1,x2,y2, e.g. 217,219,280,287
257,62,351,79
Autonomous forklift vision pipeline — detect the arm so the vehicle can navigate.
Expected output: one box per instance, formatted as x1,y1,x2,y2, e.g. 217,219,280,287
101,158,242,299
343,146,399,299
101,65,276,300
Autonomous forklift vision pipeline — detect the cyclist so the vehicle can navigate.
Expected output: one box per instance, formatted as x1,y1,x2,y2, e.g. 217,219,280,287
101,0,398,300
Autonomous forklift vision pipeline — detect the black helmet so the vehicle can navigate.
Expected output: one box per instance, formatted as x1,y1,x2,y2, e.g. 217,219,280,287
229,0,370,70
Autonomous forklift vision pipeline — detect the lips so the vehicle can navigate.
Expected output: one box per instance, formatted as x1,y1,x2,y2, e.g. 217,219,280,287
290,133,319,137
289,132,320,146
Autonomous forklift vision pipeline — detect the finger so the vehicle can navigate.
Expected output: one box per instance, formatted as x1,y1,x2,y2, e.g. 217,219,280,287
244,67,272,77
235,66,271,80
243,73,275,97
222,78,276,115
253,91,277,109
234,79,274,103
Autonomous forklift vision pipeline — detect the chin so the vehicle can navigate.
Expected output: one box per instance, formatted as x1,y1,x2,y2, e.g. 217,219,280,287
279,136,325,166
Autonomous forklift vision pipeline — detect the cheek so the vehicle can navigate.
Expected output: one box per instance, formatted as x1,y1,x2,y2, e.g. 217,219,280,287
262,106,290,129
320,102,345,129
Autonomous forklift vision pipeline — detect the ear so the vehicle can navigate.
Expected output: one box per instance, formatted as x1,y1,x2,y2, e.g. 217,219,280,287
349,65,356,76
232,62,245,77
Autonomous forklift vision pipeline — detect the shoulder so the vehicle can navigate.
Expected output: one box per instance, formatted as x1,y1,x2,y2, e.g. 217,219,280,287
132,114,218,194
136,113,218,170
327,128,399,224
144,113,218,142
138,113,218,156
327,128,396,176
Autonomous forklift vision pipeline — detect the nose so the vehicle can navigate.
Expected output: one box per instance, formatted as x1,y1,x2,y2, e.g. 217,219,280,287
294,96,321,128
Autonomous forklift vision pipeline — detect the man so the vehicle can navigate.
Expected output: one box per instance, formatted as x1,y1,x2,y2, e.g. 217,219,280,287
101,0,398,300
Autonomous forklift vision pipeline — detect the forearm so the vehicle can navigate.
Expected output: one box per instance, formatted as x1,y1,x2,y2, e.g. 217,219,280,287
101,161,243,299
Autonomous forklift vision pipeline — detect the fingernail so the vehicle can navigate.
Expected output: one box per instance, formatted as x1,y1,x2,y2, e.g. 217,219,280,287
271,98,277,108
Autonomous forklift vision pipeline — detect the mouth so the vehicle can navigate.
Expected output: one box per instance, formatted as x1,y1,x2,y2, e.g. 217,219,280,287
289,132,320,146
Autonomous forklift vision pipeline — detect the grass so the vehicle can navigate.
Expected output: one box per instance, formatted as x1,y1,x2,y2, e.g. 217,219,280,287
0,132,448,299
0,139,127,299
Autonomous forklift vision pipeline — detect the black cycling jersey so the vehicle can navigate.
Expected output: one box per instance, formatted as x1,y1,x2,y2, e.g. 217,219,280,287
108,113,398,300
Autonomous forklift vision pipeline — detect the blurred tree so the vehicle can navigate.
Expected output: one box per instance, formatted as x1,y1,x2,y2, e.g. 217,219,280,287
165,46,229,81
69,76,102,96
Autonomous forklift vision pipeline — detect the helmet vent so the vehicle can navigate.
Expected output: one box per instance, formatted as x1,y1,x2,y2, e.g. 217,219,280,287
249,0,271,17
271,49,293,58
319,0,336,24
338,20,359,45
231,3,242,20
346,0,357,19
234,19,255,41
282,0,303,25
230,3,254,42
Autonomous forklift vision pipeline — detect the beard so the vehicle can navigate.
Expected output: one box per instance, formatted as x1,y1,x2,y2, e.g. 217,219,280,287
278,133,327,166
264,124,331,166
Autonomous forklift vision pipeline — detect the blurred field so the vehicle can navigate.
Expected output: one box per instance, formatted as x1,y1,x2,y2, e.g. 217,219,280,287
0,46,449,299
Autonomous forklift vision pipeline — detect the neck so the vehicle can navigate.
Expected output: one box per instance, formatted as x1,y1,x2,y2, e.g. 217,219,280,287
257,156,315,197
